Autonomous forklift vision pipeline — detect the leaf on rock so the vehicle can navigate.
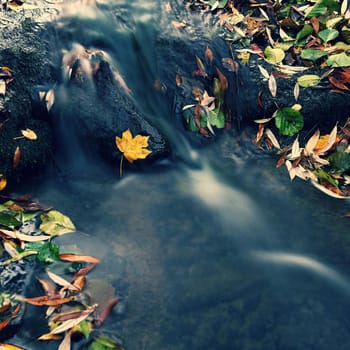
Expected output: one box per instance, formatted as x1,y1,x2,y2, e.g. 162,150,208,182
39,210,76,236
300,49,328,61
0,174,7,191
21,129,37,141
13,147,20,169
268,74,277,97
318,28,339,43
297,74,321,87
264,46,285,64
115,129,152,164
275,107,304,136
327,53,350,67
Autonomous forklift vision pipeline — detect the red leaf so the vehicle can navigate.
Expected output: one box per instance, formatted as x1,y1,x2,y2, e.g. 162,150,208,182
13,147,20,169
95,297,120,327
22,295,73,306
329,76,349,91
216,67,228,93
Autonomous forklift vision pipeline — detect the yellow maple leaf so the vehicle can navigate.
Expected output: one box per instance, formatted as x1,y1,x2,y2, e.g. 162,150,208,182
115,129,152,176
0,173,7,191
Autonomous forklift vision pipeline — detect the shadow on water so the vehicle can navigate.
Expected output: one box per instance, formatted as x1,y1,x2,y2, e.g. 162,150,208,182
10,0,350,349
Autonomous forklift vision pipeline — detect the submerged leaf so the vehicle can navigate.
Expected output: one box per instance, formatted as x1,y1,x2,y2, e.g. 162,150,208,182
21,129,37,141
0,174,7,191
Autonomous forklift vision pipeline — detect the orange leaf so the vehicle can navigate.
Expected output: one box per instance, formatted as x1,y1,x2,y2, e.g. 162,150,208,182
73,263,97,279
13,147,20,169
344,212,350,217
0,174,6,191
205,46,214,63
59,254,100,264
115,129,152,164
216,67,228,93
0,344,25,350
22,295,73,306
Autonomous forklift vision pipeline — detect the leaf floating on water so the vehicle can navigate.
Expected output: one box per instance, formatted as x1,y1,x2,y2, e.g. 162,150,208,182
46,270,79,292
13,147,20,169
311,181,347,199
21,128,38,141
59,253,100,264
216,67,228,93
171,21,186,29
268,74,277,97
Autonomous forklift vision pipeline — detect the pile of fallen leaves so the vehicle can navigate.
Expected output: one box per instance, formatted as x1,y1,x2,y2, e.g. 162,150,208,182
0,193,124,350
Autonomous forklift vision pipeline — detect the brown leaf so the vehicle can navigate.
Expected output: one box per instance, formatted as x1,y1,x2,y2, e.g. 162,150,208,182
37,278,58,299
73,263,97,279
95,297,120,327
175,72,182,86
221,58,238,73
58,329,72,350
0,174,7,191
253,123,265,145
257,91,264,109
72,275,86,291
205,46,214,63
216,67,228,93
276,154,287,168
344,212,350,217
13,147,20,169
329,76,349,91
47,271,80,292
310,17,319,34
59,254,100,264
21,128,37,141
21,295,73,306
0,304,21,332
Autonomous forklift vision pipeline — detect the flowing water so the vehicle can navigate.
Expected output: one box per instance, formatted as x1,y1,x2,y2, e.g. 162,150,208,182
7,1,350,349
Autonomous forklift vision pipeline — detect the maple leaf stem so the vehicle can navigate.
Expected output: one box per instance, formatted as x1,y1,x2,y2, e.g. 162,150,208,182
119,154,124,178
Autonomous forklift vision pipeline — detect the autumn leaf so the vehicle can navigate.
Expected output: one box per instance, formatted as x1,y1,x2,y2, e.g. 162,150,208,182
13,147,20,169
21,129,38,141
115,129,152,176
0,344,25,350
0,174,7,191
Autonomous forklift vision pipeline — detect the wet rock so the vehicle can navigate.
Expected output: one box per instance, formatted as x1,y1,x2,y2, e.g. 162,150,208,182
51,45,170,168
0,19,55,186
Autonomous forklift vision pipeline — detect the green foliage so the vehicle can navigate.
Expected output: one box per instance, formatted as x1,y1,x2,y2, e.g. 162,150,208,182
87,336,125,350
264,46,285,64
0,211,21,228
24,241,60,263
326,52,350,67
297,74,321,87
274,107,304,136
318,28,339,43
329,150,350,172
40,210,76,236
300,49,328,61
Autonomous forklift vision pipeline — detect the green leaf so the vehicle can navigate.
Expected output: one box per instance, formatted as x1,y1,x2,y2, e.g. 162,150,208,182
314,169,339,186
297,74,321,87
318,28,339,43
275,107,304,136
208,108,225,128
0,211,21,228
326,52,350,67
326,17,343,29
300,48,328,61
24,241,60,263
264,46,285,64
295,24,313,43
39,210,76,236
182,107,207,132
329,151,350,172
88,336,125,350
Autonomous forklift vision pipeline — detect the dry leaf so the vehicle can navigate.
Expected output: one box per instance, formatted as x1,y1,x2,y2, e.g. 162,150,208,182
58,329,72,350
21,128,38,141
205,46,214,63
21,296,73,306
0,80,6,96
216,67,228,93
115,129,152,164
258,65,270,79
265,128,281,149
13,147,20,169
45,88,55,112
0,174,7,191
0,344,25,350
59,254,100,264
268,74,277,97
294,82,299,101
46,271,80,292
171,21,186,29
304,129,320,156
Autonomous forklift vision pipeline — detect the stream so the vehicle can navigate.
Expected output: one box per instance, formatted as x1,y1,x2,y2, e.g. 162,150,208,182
6,0,350,349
